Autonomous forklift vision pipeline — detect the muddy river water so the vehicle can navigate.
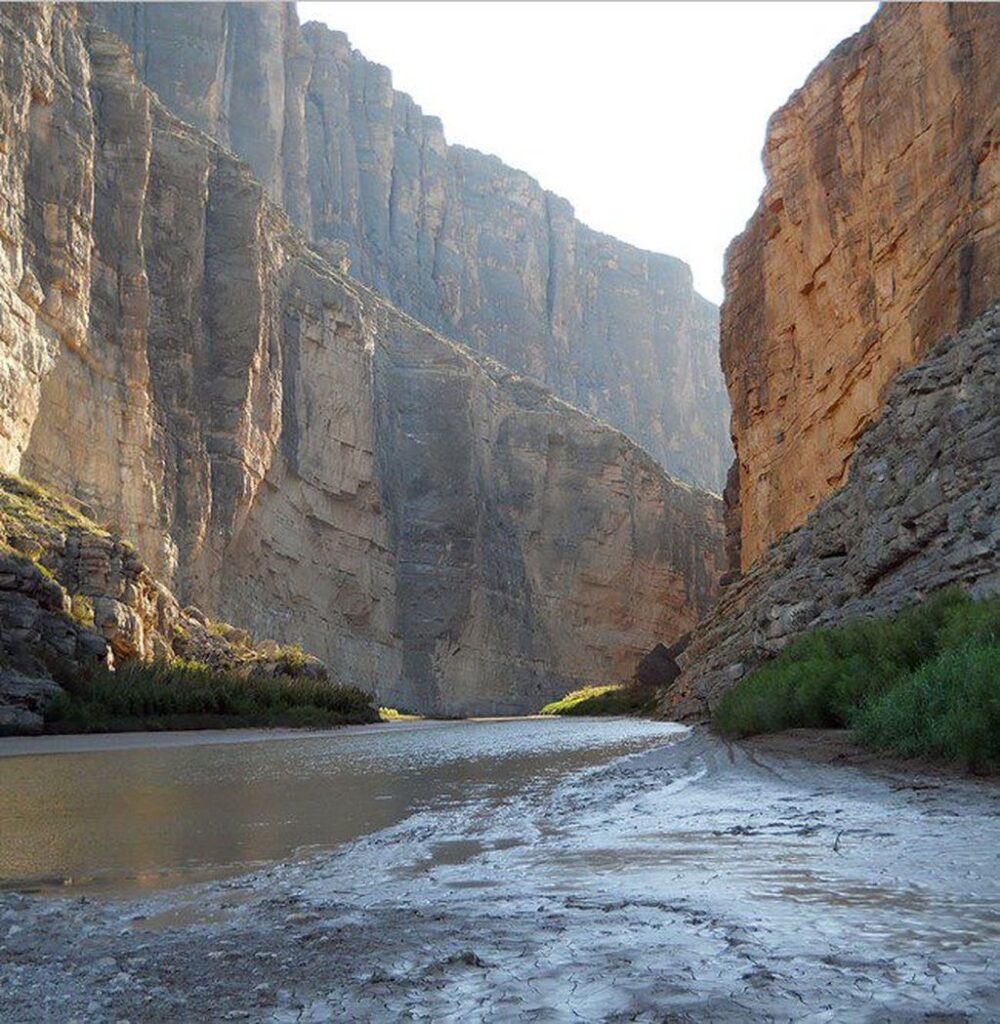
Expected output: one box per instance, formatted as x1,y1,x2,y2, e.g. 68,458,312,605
0,718,678,894
1,719,998,1021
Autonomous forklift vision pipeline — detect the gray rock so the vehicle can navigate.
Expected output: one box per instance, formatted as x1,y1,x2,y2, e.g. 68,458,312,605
87,2,731,493
663,305,1000,718
0,670,61,732
0,8,725,717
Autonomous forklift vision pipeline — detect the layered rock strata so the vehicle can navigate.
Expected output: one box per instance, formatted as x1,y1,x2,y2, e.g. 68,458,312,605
662,306,1000,719
0,6,723,716
0,473,328,731
88,2,731,492
723,2,999,569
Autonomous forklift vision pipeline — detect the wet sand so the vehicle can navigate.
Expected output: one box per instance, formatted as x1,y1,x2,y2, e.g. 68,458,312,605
1,725,998,1021
744,727,999,781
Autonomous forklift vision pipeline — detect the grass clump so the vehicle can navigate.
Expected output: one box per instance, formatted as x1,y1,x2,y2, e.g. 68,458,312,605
378,706,423,722
44,659,378,733
540,683,655,717
70,593,95,628
713,589,1000,771
854,641,1000,773
275,643,310,671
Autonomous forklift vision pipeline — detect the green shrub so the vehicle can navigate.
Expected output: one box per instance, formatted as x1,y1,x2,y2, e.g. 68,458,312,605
45,658,378,733
276,643,310,671
855,641,1000,772
713,589,1000,770
540,683,655,717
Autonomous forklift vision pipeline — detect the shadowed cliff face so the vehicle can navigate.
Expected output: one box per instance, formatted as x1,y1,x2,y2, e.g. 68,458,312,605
0,6,722,716
371,308,722,716
723,3,999,570
87,2,732,494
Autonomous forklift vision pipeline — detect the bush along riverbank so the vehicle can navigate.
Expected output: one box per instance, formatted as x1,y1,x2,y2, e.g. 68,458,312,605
42,659,379,733
540,683,657,717
713,590,1000,772
0,472,379,734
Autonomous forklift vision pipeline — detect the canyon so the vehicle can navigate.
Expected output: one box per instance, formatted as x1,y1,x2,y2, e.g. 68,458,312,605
2,3,1000,1021
89,2,731,494
0,1,995,724
0,4,723,718
666,2,1000,714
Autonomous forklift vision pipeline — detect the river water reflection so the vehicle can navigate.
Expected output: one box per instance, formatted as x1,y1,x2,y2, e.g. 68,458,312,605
0,717,683,894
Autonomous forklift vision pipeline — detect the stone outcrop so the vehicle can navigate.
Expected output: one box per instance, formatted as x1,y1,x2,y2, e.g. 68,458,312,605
87,2,731,492
0,6,723,717
0,473,329,730
723,3,999,570
662,305,1000,719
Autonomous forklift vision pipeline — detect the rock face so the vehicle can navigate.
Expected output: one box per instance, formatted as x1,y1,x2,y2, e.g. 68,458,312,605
662,305,1000,719
723,3,999,570
0,6,723,716
372,309,721,714
87,2,731,493
0,472,331,731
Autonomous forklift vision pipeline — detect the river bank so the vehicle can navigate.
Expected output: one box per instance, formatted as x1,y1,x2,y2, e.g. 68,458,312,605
1,722,998,1021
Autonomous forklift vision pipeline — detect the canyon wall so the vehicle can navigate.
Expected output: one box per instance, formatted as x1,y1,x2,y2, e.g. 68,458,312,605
88,2,731,493
658,3,1000,717
0,6,722,716
663,304,1000,718
723,2,999,570
371,303,720,715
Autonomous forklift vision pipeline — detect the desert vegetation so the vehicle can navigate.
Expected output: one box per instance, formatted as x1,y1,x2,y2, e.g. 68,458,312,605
714,590,1000,771
43,658,378,733
540,683,656,717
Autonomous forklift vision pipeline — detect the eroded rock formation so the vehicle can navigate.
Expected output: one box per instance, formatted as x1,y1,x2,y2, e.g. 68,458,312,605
0,6,723,716
723,2,999,569
88,2,731,492
0,473,330,730
655,3,1000,717
662,305,1000,719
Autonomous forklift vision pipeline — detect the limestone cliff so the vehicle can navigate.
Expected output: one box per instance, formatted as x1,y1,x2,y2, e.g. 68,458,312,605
0,472,333,730
662,305,1000,719
723,3,999,570
87,2,731,493
0,6,722,716
657,2,1000,717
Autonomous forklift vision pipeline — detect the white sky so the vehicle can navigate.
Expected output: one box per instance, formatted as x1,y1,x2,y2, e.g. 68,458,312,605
297,1,877,304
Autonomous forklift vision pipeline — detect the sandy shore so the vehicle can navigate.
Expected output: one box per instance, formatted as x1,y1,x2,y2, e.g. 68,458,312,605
743,726,998,782
2,725,998,1021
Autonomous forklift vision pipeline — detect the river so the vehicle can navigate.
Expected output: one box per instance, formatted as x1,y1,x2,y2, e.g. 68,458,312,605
1,719,998,1021
0,718,679,894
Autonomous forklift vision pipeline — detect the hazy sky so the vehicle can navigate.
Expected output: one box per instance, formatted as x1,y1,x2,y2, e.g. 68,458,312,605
297,2,877,304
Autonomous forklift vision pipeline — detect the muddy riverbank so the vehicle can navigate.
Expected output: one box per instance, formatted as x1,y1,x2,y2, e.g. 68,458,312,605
1,722,998,1021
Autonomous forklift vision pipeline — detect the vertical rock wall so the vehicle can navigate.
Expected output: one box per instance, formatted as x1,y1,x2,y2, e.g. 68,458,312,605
88,2,732,493
0,7,723,715
723,3,999,570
